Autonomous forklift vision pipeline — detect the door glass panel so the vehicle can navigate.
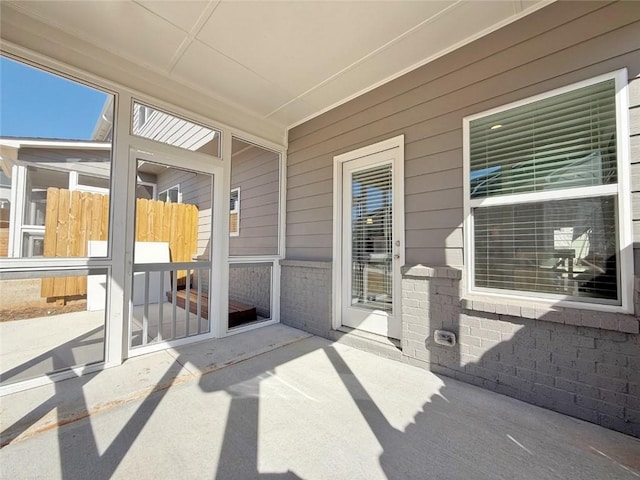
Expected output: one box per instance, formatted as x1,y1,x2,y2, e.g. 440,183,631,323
351,164,392,312
130,159,213,348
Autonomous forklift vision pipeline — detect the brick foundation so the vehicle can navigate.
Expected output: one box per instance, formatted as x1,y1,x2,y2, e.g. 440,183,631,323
402,264,640,437
280,260,332,338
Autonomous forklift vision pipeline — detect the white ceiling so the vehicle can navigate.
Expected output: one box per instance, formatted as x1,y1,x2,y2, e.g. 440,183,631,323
2,0,548,131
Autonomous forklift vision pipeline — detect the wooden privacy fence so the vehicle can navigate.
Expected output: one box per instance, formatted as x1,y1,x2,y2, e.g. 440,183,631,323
41,188,198,299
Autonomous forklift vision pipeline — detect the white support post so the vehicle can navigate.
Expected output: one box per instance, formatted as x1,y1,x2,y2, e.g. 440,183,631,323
105,91,134,367
8,165,26,258
214,130,233,337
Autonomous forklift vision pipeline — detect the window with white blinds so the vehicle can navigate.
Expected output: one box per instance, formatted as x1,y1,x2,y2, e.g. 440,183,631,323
229,188,240,237
350,163,393,312
464,72,630,307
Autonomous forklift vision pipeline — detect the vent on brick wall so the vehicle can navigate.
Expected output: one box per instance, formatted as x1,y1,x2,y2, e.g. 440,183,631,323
434,330,456,347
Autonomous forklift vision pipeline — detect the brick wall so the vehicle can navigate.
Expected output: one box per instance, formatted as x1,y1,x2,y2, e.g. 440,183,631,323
229,263,272,318
280,260,332,338
401,265,640,437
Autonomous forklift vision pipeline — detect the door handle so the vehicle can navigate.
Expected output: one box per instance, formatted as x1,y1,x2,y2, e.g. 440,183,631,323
393,254,400,259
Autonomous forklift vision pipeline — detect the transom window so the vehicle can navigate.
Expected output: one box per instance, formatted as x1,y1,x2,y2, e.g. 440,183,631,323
131,101,221,157
464,71,632,309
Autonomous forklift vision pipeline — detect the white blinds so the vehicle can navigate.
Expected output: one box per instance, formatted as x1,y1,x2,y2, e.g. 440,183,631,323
469,77,621,303
473,196,618,301
230,189,239,211
350,164,393,312
469,79,617,198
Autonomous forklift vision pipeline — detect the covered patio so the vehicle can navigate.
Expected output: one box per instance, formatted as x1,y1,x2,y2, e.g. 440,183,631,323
1,0,639,459
1,325,638,479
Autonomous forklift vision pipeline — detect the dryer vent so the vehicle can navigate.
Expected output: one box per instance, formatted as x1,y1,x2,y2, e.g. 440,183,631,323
433,330,456,347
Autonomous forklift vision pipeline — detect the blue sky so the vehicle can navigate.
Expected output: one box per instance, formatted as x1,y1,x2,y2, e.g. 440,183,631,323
0,56,109,140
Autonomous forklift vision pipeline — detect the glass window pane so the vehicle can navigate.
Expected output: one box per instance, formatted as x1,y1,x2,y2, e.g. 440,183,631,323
473,196,618,301
469,80,617,198
132,102,221,157
229,188,240,236
351,164,393,313
77,174,109,191
159,186,179,203
22,232,44,257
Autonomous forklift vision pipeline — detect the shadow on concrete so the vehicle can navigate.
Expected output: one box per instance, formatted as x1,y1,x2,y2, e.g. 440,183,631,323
0,327,104,446
0,326,104,387
420,268,640,471
2,323,639,479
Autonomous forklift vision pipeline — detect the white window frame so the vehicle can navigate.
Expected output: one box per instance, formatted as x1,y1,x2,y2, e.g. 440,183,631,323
229,187,240,237
462,69,633,313
136,181,157,200
69,171,110,195
158,184,181,203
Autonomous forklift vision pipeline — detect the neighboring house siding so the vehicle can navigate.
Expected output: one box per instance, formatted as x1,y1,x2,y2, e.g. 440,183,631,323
284,2,640,437
18,148,111,178
287,1,640,266
157,170,212,257
133,106,217,153
229,141,280,256
151,139,281,259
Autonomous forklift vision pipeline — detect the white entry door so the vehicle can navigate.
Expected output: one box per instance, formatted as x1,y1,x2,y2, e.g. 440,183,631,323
338,138,404,339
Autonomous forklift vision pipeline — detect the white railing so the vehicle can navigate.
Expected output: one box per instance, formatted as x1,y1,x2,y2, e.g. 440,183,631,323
131,261,210,348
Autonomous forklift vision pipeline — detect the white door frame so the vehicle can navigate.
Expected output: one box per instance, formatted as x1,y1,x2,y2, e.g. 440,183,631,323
332,135,405,337
125,140,224,357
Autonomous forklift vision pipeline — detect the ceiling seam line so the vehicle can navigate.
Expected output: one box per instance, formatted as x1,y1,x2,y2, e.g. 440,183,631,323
284,0,554,129
265,0,465,120
167,0,222,74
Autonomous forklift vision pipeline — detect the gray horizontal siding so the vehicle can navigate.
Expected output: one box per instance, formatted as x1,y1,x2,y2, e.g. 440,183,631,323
289,2,634,146
158,169,212,257
286,1,640,265
134,107,216,152
230,140,280,256
631,75,640,270
19,148,111,178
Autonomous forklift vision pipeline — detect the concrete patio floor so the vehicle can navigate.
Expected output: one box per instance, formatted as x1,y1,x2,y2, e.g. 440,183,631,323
1,325,639,479
0,302,212,388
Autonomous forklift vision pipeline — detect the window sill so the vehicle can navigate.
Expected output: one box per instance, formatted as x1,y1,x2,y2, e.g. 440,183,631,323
460,294,638,334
